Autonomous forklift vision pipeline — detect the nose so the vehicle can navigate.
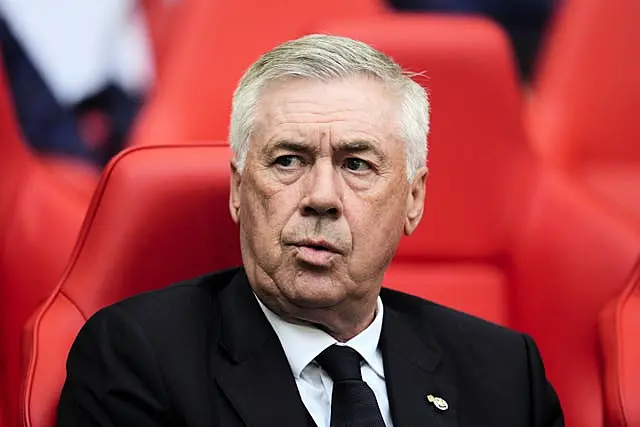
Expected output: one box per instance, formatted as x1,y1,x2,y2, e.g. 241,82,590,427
300,159,343,218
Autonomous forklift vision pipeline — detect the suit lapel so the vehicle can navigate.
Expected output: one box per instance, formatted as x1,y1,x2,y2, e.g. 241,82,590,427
380,301,458,427
212,271,313,427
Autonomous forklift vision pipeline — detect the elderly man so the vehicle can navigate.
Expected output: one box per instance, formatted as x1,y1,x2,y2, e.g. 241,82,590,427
57,34,564,427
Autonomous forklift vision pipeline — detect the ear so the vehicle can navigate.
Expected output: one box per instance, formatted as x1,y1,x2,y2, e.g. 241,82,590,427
229,157,242,224
404,167,428,236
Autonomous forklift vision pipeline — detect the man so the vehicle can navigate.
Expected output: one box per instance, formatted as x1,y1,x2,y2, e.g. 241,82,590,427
57,34,564,426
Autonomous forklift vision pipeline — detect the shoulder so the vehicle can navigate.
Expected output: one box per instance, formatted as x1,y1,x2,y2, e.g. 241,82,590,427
113,267,239,317
380,290,563,423
82,267,241,344
381,287,520,337
380,287,528,365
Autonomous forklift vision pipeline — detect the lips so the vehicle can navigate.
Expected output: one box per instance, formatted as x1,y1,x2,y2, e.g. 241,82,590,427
294,239,341,254
291,239,342,267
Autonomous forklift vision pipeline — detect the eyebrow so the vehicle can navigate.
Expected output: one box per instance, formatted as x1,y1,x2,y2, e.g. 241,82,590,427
265,140,315,156
263,138,386,161
333,140,385,161
262,140,317,163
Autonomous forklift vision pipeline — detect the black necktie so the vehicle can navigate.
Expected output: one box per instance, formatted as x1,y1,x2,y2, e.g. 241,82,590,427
316,345,386,427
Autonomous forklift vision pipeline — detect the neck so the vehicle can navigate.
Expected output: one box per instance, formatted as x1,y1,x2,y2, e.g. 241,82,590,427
319,302,378,342
263,293,379,342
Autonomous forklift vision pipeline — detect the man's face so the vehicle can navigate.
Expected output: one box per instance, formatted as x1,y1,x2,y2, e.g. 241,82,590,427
230,76,426,323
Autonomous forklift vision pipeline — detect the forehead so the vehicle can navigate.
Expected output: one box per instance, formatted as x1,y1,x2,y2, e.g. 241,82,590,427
253,77,402,151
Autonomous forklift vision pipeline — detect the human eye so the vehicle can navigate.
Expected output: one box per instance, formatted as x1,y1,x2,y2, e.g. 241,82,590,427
273,155,303,169
343,157,372,173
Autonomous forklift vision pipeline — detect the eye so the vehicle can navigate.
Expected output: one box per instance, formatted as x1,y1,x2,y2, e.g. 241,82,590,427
343,158,372,173
274,155,303,169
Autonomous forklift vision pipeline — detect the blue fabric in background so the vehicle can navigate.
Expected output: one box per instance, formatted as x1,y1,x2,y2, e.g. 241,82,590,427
0,15,93,160
0,14,142,167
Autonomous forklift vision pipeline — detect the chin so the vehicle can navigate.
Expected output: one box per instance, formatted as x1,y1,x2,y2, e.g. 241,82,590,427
286,294,342,310
283,273,347,309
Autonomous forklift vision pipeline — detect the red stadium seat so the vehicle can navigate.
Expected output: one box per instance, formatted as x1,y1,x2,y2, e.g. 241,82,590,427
528,1,640,414
310,15,640,427
529,0,640,222
598,257,640,427
0,59,98,427
21,143,240,427
128,0,386,147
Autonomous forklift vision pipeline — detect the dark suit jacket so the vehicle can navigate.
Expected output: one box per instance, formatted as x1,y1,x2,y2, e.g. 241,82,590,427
57,268,564,426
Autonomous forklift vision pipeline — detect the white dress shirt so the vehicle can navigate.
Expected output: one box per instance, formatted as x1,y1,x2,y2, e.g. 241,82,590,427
256,296,393,427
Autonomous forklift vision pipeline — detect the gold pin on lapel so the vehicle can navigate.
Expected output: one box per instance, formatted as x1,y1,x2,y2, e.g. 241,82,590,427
426,394,449,411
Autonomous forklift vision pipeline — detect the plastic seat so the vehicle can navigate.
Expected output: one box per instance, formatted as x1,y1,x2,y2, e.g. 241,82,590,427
1,4,187,412
128,0,386,147
21,143,239,427
0,60,98,427
528,5,640,414
598,257,640,427
528,0,640,222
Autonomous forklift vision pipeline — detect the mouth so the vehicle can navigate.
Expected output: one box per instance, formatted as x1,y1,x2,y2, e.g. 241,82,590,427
291,240,341,267
294,240,341,254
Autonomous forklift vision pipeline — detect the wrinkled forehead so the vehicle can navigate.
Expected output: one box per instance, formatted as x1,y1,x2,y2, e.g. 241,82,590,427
250,77,404,155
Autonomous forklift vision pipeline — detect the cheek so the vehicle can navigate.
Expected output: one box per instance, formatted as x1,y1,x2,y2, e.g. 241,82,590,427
241,180,297,246
345,210,403,284
351,203,404,243
347,190,407,257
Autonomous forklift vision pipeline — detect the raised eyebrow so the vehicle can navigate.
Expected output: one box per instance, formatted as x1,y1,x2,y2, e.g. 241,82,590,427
335,140,385,160
263,140,316,157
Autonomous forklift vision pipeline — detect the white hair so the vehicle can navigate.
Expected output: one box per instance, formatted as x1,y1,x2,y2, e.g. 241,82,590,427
229,34,430,180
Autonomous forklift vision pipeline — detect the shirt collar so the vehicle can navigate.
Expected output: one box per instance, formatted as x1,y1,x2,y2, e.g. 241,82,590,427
256,295,385,379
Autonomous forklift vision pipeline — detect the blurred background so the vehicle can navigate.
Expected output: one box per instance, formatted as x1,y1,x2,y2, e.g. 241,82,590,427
0,0,556,168
1,1,639,427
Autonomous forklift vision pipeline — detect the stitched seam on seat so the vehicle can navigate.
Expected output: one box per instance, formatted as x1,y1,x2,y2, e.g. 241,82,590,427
21,147,135,427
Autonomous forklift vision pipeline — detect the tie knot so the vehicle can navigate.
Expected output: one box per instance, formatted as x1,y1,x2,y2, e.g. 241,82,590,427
316,345,363,382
